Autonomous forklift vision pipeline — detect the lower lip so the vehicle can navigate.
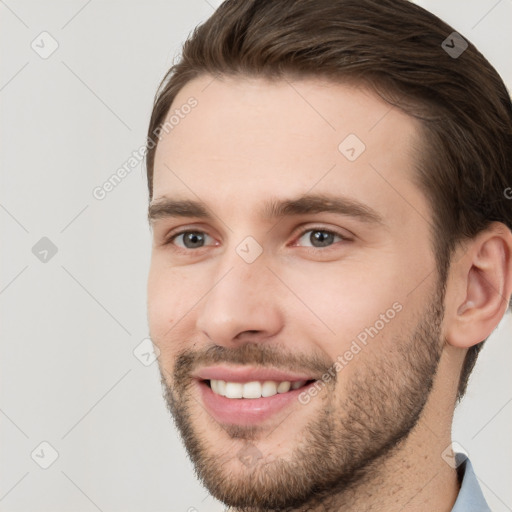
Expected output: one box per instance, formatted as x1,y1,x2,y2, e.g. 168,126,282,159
196,380,316,425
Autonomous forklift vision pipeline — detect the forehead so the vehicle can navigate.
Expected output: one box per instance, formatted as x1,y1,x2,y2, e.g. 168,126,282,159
151,74,428,228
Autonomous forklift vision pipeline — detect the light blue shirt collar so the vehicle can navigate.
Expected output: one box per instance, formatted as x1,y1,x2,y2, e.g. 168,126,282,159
451,453,491,511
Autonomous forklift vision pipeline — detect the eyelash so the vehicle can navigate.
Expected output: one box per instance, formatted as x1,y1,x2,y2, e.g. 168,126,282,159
163,226,350,252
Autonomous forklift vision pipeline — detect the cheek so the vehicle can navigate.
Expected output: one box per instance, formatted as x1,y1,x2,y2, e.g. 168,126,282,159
283,258,408,359
147,259,193,348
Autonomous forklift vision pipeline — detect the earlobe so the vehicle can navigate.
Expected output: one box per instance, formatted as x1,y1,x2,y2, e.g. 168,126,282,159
445,223,512,349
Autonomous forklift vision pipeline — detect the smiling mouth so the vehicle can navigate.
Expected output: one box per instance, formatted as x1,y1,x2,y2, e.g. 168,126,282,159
205,379,316,399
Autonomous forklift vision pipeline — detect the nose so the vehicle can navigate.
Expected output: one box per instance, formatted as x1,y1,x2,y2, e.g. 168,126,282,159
195,252,284,347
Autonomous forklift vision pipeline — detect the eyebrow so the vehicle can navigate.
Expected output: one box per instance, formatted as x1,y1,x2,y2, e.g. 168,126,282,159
148,193,384,227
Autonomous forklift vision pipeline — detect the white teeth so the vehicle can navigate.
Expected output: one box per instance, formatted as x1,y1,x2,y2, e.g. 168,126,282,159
242,381,262,399
277,381,291,393
224,382,243,399
261,381,278,397
209,379,310,399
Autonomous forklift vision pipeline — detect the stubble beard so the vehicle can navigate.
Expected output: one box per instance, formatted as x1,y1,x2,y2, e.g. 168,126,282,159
160,286,445,511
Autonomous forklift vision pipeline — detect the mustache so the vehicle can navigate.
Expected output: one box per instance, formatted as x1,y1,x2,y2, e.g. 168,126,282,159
172,342,334,385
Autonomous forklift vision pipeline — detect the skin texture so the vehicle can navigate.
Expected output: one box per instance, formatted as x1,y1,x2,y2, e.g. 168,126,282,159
147,75,512,511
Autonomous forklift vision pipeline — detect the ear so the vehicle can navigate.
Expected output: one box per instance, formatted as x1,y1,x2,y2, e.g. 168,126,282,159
444,222,512,349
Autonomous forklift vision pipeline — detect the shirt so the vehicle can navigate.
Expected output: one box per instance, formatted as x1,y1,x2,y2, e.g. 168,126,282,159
451,453,491,511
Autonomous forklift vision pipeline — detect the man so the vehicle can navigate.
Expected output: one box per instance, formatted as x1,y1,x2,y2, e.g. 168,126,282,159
145,0,512,510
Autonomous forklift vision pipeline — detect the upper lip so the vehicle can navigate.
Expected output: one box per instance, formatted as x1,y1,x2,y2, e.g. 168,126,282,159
192,365,317,383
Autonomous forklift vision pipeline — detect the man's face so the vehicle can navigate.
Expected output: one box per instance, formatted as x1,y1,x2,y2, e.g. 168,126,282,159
147,75,446,509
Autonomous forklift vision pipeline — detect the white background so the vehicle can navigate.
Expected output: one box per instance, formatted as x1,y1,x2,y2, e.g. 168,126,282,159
1,1,511,511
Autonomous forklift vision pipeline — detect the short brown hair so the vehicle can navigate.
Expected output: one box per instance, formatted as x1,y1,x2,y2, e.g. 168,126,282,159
145,0,512,400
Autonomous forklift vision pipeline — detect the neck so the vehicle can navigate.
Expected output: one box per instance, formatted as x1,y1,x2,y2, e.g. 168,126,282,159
311,426,460,512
